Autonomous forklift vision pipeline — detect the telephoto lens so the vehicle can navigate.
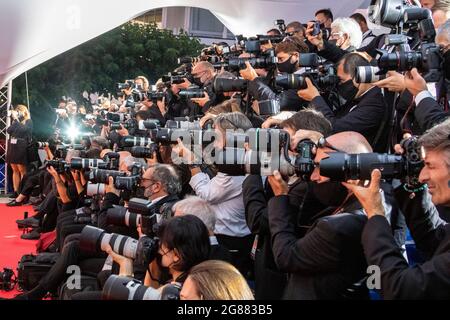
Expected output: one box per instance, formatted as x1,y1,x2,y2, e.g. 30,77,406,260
275,74,307,90
257,99,281,116
213,77,248,93
37,142,49,148
70,157,105,170
130,145,158,159
105,206,142,229
84,169,126,184
122,136,154,147
319,152,407,181
86,182,106,197
355,66,387,83
79,225,139,259
102,275,181,300
178,89,205,98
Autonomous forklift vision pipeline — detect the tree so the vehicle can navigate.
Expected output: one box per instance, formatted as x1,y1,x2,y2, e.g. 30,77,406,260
12,22,203,138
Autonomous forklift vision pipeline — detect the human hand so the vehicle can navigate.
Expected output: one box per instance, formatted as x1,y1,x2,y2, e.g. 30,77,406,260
404,68,428,96
239,61,259,81
268,170,289,196
342,169,385,219
191,91,210,108
373,71,406,92
297,77,320,101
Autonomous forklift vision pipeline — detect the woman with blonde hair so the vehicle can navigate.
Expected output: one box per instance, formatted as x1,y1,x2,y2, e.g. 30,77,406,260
6,104,33,203
180,260,254,300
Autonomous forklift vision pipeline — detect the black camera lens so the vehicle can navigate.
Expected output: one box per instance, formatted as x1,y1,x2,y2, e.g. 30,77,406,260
70,158,105,170
213,78,248,93
106,206,141,229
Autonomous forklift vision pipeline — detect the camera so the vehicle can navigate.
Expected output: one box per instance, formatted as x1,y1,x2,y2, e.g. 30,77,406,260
257,99,281,116
276,65,339,91
86,182,106,197
178,89,206,99
106,112,129,122
122,136,154,147
46,159,70,174
37,141,49,148
70,157,106,170
84,169,126,184
117,80,135,91
213,129,316,180
80,225,140,259
319,136,423,186
355,66,387,83
213,77,248,93
102,275,181,300
110,119,136,131
0,268,15,291
130,145,159,159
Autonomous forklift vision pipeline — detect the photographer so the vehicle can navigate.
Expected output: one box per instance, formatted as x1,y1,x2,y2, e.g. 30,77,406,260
350,13,376,48
344,119,450,299
298,52,388,152
268,131,391,299
188,61,220,112
243,108,332,300
7,104,33,199
105,215,211,299
241,41,310,111
177,112,254,278
325,18,362,52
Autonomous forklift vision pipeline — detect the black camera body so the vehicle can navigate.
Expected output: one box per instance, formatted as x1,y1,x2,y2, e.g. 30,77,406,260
0,268,15,291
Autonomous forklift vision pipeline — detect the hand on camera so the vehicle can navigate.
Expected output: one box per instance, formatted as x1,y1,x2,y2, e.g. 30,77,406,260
104,244,134,277
297,77,320,102
291,129,323,151
261,117,282,129
404,68,428,96
105,176,120,196
191,91,210,108
373,71,406,92
239,61,259,81
342,169,385,219
305,22,324,50
268,170,289,196
116,124,129,137
47,166,59,179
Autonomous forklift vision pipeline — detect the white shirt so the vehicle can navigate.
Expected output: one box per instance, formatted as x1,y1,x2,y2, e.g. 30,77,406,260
190,172,251,237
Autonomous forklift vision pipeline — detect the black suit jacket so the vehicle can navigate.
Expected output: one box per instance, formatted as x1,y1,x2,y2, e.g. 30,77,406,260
310,87,387,152
361,188,450,299
269,195,369,299
415,97,449,132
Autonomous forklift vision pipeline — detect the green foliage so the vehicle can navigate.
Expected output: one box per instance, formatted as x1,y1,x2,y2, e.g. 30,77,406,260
12,22,203,137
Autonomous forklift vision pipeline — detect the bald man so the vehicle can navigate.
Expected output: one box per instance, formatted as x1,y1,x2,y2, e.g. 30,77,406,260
189,61,218,112
267,131,391,299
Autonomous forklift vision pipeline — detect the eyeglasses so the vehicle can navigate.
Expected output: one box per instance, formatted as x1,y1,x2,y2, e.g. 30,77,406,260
330,32,344,39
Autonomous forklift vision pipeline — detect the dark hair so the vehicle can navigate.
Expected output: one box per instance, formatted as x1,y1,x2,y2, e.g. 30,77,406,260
159,215,211,272
281,108,332,136
135,110,151,121
315,8,334,21
267,28,282,35
275,39,309,55
85,148,101,159
350,12,367,25
337,52,371,78
286,21,305,32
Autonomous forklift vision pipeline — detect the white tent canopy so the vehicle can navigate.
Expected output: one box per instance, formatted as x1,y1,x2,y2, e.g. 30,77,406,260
0,0,372,88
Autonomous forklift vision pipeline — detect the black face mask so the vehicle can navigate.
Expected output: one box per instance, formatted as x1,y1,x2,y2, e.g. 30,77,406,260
192,76,203,87
444,50,450,80
312,181,349,208
277,55,297,74
328,39,338,47
337,79,358,106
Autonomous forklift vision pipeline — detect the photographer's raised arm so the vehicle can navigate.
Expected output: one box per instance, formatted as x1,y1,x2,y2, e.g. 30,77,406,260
405,68,449,131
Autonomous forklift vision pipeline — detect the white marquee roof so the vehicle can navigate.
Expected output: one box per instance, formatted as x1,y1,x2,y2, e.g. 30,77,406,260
0,0,371,88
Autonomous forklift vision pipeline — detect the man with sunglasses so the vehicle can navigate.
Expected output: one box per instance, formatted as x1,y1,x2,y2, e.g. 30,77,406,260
267,131,391,299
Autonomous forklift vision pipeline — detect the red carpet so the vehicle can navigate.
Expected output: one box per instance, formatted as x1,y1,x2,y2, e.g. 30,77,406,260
0,204,38,298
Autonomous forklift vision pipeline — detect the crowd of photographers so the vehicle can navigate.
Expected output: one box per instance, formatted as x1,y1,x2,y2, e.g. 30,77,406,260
4,0,450,300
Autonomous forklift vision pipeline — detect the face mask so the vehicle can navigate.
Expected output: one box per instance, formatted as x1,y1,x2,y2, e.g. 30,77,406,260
312,181,349,207
192,76,203,87
337,79,358,105
444,50,450,80
328,39,338,47
277,55,297,73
